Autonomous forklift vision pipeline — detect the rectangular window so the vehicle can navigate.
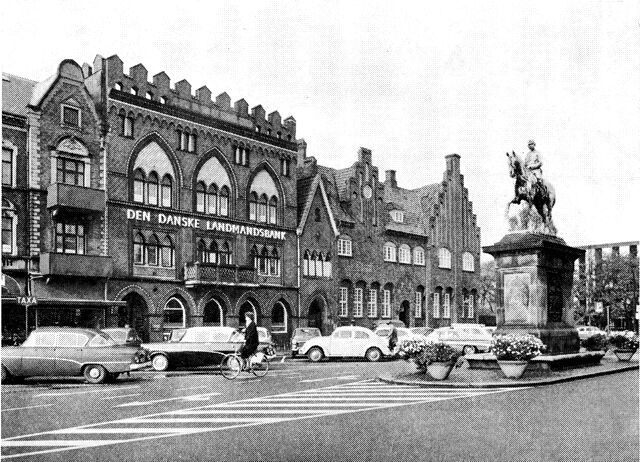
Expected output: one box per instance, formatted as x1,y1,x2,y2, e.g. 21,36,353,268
188,134,196,153
337,238,352,256
367,289,377,318
443,293,451,319
381,290,391,318
55,222,85,255
122,116,134,137
413,249,425,266
433,293,440,318
62,106,80,127
241,148,248,166
339,287,348,317
281,158,289,177
415,292,422,318
354,288,363,317
57,157,85,186
2,147,13,186
2,213,13,253
384,245,396,262
235,147,242,165
468,295,474,319
178,131,188,151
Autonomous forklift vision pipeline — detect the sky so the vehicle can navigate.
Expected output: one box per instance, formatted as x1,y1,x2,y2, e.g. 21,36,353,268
2,0,638,252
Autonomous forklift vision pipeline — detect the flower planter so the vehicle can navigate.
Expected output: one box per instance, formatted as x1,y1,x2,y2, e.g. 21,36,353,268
426,362,454,380
497,360,529,379
613,349,637,362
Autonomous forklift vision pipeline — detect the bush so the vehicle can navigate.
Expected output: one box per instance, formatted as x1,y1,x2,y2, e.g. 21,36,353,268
608,334,639,350
581,334,608,351
490,333,546,361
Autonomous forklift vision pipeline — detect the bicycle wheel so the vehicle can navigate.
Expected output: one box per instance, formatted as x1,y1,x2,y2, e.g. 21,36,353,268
220,354,242,380
251,357,269,377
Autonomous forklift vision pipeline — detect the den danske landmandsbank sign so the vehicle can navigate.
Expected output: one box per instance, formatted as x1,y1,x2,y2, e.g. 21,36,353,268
126,208,287,240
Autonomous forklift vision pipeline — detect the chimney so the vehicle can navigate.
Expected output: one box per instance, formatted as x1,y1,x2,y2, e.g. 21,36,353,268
358,147,372,164
385,170,397,188
297,139,307,167
81,63,92,78
445,154,461,176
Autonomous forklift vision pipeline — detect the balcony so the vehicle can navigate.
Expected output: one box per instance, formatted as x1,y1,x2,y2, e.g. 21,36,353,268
183,262,256,287
47,183,106,214
39,253,113,278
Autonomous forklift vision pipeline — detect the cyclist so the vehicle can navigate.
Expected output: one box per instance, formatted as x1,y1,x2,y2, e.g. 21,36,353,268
238,311,259,369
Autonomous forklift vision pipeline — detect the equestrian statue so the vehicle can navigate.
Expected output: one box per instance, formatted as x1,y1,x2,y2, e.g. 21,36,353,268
506,140,557,235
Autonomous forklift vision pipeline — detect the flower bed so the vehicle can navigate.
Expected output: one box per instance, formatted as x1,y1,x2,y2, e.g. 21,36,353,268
489,333,545,361
608,333,639,351
397,338,460,371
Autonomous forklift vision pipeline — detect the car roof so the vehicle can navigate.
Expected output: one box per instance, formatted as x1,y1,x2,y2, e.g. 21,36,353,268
184,326,236,333
32,327,101,336
335,326,374,333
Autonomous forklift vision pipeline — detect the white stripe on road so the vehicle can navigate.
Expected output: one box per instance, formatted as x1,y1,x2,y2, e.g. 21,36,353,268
2,440,124,448
114,393,220,407
2,404,55,412
299,375,359,383
34,386,140,398
169,409,343,415
53,428,209,434
121,417,282,424
100,393,142,400
214,402,413,408
174,386,210,392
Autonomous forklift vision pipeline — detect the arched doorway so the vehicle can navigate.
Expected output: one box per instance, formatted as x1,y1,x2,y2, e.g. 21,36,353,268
308,298,326,334
399,300,410,328
121,292,149,341
203,298,224,326
239,300,258,325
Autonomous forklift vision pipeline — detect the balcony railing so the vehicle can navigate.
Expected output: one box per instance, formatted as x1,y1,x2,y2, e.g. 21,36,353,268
47,183,106,214
183,262,256,286
40,253,113,278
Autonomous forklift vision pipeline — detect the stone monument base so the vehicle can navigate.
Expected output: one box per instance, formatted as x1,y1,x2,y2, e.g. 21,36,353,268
466,352,605,371
495,323,580,356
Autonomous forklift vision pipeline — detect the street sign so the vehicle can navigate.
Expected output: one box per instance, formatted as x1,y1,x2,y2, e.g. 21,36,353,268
595,301,603,314
17,296,37,306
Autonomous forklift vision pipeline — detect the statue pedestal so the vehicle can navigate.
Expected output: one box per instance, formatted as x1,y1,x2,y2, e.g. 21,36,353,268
483,233,585,355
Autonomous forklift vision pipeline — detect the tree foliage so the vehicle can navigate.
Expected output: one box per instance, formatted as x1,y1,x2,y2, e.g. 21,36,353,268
479,260,496,313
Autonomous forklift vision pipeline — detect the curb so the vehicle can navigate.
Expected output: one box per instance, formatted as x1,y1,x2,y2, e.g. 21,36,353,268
378,363,639,388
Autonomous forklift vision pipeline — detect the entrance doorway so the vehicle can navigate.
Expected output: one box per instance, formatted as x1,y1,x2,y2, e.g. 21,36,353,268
399,300,410,328
308,298,326,334
121,293,149,341
239,300,258,325
203,298,224,326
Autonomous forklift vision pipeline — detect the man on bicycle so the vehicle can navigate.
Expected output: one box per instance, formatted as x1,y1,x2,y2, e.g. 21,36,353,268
239,312,259,369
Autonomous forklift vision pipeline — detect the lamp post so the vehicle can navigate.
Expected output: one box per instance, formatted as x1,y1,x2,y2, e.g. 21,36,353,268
604,281,614,334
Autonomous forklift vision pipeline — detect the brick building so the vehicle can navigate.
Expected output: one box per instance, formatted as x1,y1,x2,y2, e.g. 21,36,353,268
296,145,482,334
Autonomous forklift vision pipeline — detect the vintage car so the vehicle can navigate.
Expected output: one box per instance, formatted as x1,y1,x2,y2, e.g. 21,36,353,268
0,327,150,384
290,327,322,357
143,326,272,371
576,325,606,340
299,326,392,362
424,325,493,355
102,327,143,346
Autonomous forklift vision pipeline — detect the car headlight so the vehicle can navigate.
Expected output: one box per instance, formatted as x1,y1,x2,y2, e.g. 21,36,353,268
134,348,150,363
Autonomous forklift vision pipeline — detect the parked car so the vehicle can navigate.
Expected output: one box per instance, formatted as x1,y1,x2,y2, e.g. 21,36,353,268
424,325,493,355
299,326,392,362
290,327,322,358
102,327,143,347
143,326,271,371
374,320,407,329
374,326,414,341
576,326,606,340
409,327,434,338
483,326,498,335
1,327,149,384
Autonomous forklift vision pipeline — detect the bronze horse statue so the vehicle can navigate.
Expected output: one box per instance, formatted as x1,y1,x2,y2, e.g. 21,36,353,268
506,151,557,235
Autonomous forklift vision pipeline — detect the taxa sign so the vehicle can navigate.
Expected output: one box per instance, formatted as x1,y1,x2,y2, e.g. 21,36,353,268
126,208,287,240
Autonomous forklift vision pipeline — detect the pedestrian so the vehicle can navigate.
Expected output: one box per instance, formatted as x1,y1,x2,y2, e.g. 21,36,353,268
388,323,398,353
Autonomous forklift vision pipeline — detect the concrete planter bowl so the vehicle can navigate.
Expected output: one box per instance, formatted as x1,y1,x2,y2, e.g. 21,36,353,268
426,362,454,380
497,360,529,379
613,349,637,362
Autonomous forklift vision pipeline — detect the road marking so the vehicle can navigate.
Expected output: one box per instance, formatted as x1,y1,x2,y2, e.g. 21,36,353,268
100,393,142,400
169,409,345,415
174,386,209,392
2,404,55,412
114,393,221,407
34,386,140,398
2,440,125,448
299,375,359,383
122,417,282,424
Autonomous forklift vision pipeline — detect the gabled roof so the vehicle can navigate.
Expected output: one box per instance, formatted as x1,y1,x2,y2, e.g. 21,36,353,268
2,73,36,116
297,174,339,237
383,182,441,238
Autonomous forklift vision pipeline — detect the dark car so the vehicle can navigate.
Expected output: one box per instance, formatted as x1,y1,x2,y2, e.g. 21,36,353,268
290,327,322,357
102,327,143,347
143,326,272,371
1,327,150,384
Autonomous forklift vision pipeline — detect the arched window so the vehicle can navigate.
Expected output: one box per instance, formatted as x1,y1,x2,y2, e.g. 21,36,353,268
271,301,287,333
133,169,145,203
413,247,425,266
309,251,317,277
398,244,411,264
438,248,452,269
443,287,452,319
147,234,160,266
303,250,310,276
133,233,145,265
315,252,323,277
323,253,332,278
433,287,443,318
462,252,475,272
469,289,477,319
164,297,185,328
161,175,173,208
259,247,269,274
220,242,231,265
209,241,218,265
161,236,174,267
251,245,259,269
147,172,159,206
258,194,268,223
270,248,280,276
196,182,206,213
268,196,278,225
384,242,397,262
203,298,224,326
219,186,229,217
197,239,207,263
2,199,16,255
249,192,258,221
207,184,218,215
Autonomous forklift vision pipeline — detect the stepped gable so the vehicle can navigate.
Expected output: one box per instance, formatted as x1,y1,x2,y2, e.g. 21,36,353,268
93,53,296,142
315,165,356,224
2,73,36,117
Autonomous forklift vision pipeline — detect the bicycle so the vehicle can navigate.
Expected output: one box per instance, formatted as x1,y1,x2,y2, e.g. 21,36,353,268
219,348,270,380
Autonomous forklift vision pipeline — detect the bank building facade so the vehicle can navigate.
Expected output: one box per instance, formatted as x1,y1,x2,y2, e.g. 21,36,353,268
2,54,482,347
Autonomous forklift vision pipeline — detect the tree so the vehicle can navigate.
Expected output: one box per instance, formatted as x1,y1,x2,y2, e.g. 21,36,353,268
591,252,638,331
479,259,496,313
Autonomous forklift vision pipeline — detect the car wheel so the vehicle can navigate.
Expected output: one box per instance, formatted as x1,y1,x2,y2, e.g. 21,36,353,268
151,354,169,372
1,365,9,383
463,345,478,355
307,347,324,362
365,347,382,362
83,364,108,384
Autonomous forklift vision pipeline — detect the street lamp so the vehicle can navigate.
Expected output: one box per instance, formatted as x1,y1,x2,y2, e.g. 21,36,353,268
604,281,614,334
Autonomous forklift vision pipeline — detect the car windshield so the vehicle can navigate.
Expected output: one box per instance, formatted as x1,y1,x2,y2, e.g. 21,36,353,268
294,328,320,337
88,333,116,347
376,329,391,336
103,330,127,342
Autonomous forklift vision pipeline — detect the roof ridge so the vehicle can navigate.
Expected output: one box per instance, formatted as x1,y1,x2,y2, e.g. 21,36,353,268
2,72,37,83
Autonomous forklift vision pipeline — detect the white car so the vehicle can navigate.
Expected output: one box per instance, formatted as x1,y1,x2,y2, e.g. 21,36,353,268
299,326,392,362
576,326,606,341
374,326,415,341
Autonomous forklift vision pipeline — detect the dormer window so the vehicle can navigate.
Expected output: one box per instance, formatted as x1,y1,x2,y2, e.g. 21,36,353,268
114,82,123,91
130,87,138,96
390,210,404,223
61,105,80,127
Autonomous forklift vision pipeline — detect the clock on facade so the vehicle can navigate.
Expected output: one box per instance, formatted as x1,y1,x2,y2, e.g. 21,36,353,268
362,185,372,199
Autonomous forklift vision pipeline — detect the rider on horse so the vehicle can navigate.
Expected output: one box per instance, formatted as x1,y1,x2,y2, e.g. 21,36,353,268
524,139,543,193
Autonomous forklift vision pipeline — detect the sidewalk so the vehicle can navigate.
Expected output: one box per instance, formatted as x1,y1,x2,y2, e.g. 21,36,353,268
379,356,639,388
